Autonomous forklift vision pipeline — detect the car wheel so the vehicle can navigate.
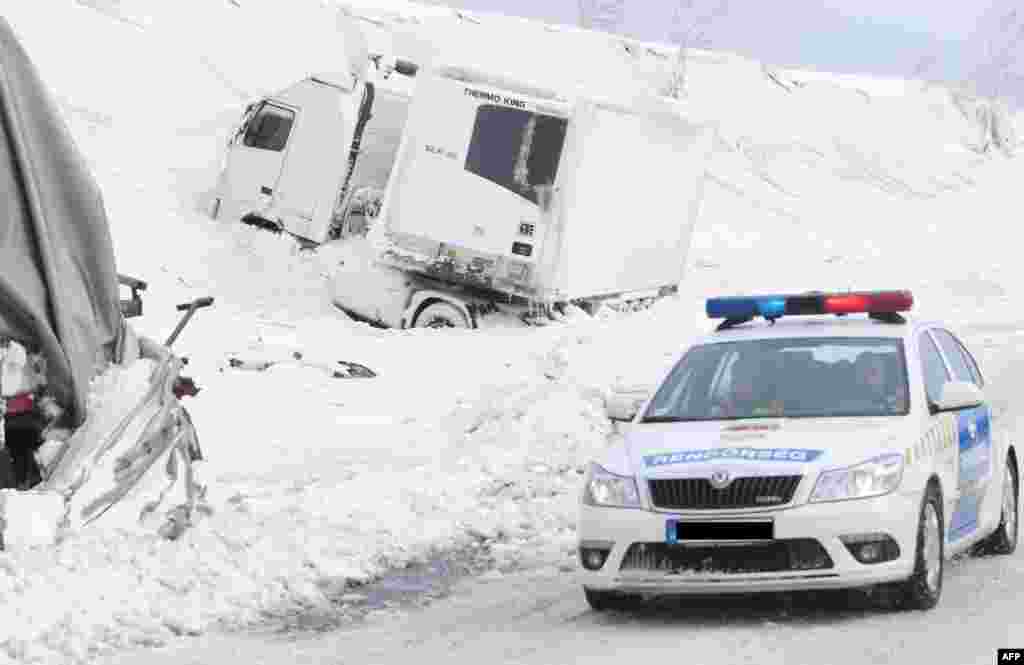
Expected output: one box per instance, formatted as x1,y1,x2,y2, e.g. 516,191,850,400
976,456,1018,555
413,302,469,329
896,483,944,611
583,587,640,612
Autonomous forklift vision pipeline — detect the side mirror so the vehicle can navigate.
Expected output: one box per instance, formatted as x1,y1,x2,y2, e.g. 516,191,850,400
606,390,648,422
931,380,984,414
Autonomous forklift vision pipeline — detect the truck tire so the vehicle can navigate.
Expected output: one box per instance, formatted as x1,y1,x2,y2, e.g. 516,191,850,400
413,302,469,329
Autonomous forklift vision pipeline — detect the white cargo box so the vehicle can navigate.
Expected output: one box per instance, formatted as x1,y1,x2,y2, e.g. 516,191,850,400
376,66,712,303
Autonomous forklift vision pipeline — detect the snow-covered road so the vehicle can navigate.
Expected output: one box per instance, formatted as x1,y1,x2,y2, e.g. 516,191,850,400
102,523,1023,665
96,293,1024,665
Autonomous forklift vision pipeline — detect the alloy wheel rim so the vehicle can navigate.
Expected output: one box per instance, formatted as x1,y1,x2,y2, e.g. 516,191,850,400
923,502,941,593
1003,464,1018,545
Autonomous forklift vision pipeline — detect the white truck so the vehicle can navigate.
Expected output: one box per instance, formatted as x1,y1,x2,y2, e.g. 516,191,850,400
211,56,713,328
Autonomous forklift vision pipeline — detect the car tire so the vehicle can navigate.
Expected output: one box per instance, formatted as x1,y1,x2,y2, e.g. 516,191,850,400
895,482,944,611
583,587,640,612
975,456,1018,556
413,302,470,329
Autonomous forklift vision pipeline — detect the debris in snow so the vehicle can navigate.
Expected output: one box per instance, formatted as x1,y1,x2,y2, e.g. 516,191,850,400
226,355,376,378
465,525,498,542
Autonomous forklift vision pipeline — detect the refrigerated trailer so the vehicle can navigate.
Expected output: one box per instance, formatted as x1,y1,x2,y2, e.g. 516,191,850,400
211,57,713,328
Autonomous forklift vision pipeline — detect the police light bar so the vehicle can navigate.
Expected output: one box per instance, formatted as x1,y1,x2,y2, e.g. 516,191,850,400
706,290,913,327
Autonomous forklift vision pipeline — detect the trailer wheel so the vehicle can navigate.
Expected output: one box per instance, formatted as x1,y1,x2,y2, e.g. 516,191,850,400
413,302,469,329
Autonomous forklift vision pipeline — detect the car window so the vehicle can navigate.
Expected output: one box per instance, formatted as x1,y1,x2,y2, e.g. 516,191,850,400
641,337,910,421
936,329,984,387
242,103,295,152
919,333,950,404
931,329,976,385
645,345,729,419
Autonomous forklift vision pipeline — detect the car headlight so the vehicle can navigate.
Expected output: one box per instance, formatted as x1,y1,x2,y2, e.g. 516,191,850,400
581,462,642,508
809,453,904,503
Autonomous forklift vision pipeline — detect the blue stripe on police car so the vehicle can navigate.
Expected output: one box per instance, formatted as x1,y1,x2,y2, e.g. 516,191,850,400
949,405,993,541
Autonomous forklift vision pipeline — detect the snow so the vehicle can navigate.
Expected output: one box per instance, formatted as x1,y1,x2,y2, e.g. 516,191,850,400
0,0,1022,663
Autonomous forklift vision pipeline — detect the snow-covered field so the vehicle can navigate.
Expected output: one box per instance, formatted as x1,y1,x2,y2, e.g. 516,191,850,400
1,1,1023,663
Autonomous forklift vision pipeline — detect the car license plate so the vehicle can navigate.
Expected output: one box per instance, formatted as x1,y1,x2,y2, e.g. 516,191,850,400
665,519,774,544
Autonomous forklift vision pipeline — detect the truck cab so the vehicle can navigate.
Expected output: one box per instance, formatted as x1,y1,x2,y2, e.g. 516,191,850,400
211,57,415,245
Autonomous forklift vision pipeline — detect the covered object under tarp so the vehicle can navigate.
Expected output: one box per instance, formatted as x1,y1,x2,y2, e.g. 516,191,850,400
0,16,123,428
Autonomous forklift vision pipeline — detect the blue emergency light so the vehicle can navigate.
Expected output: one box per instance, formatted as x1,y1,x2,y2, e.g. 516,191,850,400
706,290,913,329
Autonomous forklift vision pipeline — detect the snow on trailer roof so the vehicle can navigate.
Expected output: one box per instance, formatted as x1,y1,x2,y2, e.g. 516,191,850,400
428,61,689,122
432,64,568,103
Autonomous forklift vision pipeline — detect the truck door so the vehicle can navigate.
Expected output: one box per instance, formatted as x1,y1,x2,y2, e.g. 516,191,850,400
222,101,297,221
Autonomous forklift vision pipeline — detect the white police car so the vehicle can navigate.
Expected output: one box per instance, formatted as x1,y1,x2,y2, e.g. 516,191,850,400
578,290,1019,611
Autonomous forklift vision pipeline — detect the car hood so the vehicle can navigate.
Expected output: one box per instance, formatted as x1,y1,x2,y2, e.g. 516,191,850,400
623,417,913,478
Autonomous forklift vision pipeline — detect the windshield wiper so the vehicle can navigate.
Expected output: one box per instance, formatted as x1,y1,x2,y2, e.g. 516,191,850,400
639,416,698,423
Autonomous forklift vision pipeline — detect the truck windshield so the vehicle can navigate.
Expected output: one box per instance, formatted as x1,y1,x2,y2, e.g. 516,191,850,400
641,337,911,422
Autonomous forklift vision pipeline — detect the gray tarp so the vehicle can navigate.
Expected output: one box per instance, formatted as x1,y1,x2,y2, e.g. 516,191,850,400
0,17,123,427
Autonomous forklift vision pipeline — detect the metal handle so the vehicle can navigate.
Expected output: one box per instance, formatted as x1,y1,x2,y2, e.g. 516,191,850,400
176,297,214,312
166,297,215,347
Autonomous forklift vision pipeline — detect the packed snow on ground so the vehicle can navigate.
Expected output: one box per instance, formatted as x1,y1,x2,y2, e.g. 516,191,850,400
0,1,1022,663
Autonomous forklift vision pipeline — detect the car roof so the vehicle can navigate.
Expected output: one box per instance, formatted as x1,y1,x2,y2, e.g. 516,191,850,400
693,314,947,346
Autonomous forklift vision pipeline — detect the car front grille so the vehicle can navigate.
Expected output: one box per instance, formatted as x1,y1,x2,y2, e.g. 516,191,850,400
619,540,833,574
648,475,802,510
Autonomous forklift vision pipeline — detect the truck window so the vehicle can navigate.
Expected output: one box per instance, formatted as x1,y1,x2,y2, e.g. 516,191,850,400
464,104,567,205
242,103,295,152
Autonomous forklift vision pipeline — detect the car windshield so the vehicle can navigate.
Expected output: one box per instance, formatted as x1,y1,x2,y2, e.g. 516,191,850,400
641,337,910,422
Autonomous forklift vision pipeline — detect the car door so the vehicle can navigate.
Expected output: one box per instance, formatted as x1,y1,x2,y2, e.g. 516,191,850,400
930,328,997,547
222,101,297,221
917,330,960,544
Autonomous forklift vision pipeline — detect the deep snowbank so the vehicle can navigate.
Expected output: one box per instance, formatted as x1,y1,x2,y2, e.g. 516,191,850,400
0,1,1021,663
